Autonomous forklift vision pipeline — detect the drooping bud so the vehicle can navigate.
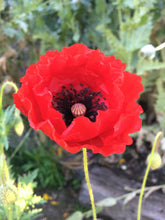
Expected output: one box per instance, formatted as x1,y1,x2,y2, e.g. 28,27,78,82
0,184,17,204
139,44,156,60
14,116,24,136
147,152,162,170
71,103,86,117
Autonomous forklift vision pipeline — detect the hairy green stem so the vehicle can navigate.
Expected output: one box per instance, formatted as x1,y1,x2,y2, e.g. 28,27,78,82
137,132,162,220
83,148,97,220
10,128,32,160
8,204,13,220
0,143,4,154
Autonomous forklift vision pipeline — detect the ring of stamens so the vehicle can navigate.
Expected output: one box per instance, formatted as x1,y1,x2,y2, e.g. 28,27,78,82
52,83,107,127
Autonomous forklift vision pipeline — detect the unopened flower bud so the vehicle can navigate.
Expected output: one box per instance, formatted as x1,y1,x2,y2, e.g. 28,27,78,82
14,117,24,136
147,152,162,170
0,184,17,204
139,44,156,60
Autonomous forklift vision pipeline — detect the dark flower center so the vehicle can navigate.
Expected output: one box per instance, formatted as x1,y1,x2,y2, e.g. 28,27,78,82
52,84,107,127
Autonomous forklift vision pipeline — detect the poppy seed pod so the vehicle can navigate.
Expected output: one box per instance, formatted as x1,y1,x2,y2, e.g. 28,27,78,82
71,103,87,117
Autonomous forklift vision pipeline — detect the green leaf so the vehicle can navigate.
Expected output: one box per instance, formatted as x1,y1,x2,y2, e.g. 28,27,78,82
123,22,153,52
2,26,24,40
96,197,117,207
97,25,130,62
73,28,80,42
137,59,165,74
132,23,152,49
123,192,136,205
0,0,4,11
4,105,15,126
154,79,165,131
0,105,16,149
66,211,83,220
18,170,38,185
15,19,28,33
95,0,107,15
83,206,102,218
4,135,8,150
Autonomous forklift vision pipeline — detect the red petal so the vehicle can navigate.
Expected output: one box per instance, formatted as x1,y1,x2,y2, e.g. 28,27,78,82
13,44,144,156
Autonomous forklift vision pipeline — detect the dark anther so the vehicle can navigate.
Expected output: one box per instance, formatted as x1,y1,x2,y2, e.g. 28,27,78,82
52,83,107,127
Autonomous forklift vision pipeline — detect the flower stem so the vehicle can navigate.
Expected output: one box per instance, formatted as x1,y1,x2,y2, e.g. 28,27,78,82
155,42,165,51
82,148,97,220
0,143,4,154
0,154,10,185
10,128,32,160
8,204,13,220
137,132,162,220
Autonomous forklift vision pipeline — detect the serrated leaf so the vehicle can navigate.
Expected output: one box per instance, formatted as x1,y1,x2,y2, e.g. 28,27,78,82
96,197,117,207
15,19,28,32
2,26,24,40
123,192,136,205
133,22,152,48
18,169,38,185
156,80,165,111
137,59,165,74
123,22,153,52
154,79,165,130
97,25,129,62
66,211,83,220
4,105,15,125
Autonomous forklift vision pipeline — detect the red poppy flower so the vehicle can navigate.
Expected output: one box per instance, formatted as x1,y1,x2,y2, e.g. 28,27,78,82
13,44,143,156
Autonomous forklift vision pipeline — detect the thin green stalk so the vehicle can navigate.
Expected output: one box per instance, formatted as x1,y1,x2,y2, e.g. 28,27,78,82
10,128,32,160
0,154,10,185
137,132,162,220
0,155,5,185
83,148,97,220
0,143,4,154
117,0,124,40
4,204,13,220
8,204,13,220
